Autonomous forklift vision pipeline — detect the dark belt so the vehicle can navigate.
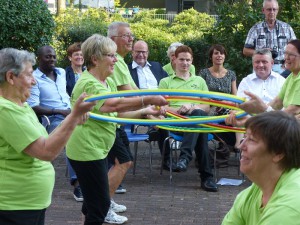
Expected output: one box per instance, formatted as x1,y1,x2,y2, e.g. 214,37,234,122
274,59,284,64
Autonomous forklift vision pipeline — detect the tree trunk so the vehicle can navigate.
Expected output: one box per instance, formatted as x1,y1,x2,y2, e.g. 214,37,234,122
57,0,66,15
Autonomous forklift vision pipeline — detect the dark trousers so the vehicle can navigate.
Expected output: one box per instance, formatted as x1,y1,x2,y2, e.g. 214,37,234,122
0,209,46,225
69,158,110,225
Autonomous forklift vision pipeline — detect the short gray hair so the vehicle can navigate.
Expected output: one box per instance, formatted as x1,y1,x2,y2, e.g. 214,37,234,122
81,34,117,69
0,48,36,84
107,21,130,38
166,42,183,58
263,0,279,8
252,48,273,61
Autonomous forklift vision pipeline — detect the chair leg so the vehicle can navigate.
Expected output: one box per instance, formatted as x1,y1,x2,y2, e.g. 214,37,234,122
148,142,153,182
160,137,171,175
133,142,138,175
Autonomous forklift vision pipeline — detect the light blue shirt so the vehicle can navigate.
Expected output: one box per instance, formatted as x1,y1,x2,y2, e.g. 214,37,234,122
27,68,70,109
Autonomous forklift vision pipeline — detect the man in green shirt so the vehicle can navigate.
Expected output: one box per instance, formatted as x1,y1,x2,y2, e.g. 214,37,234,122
159,45,218,192
163,42,196,76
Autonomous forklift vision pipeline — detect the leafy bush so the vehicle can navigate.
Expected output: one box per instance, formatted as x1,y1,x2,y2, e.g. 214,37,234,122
0,0,55,51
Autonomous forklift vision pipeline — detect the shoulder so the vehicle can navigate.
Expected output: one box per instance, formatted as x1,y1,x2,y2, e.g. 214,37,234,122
276,20,292,28
55,67,66,76
149,61,162,67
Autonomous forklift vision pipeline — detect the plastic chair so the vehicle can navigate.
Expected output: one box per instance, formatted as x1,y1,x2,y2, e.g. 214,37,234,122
160,132,218,183
124,124,153,179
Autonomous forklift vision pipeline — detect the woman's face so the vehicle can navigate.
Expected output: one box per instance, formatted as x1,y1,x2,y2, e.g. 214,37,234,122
211,49,225,66
13,62,36,103
97,52,118,77
284,44,300,73
239,129,277,179
69,50,84,67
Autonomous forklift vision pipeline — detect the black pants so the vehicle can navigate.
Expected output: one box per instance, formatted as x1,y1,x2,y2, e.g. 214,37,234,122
0,209,46,225
69,158,110,225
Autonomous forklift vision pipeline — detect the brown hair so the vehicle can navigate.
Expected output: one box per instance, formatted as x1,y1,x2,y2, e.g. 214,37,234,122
174,45,193,58
67,42,82,57
208,44,227,60
245,111,300,171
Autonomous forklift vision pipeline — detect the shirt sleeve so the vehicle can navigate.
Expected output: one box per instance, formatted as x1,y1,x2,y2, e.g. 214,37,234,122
244,26,257,49
27,80,40,107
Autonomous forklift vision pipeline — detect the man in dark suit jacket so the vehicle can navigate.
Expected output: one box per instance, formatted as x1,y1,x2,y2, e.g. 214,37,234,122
128,40,168,89
127,40,176,171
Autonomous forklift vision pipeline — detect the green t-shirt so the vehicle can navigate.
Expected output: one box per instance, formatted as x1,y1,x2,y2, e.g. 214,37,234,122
278,72,300,108
0,97,53,210
163,62,196,76
66,70,118,161
158,73,208,108
222,169,300,225
109,53,137,89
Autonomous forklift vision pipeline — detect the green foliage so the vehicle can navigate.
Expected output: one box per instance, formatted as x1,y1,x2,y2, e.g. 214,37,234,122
0,0,55,51
53,7,110,67
203,0,262,81
169,8,215,39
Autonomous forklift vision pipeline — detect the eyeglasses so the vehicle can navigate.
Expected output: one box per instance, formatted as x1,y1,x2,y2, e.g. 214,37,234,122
104,53,118,59
133,50,148,55
113,34,135,40
284,51,300,59
265,8,278,12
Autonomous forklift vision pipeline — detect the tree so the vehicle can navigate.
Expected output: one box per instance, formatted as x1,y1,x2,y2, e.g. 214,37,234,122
0,0,55,52
57,0,66,15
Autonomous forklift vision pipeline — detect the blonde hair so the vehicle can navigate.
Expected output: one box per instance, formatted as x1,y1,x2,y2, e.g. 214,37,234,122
81,34,117,69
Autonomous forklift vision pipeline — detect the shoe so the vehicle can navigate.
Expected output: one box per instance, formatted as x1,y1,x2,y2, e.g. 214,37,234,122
110,199,127,213
73,186,83,202
163,159,178,171
201,178,218,192
105,209,128,224
115,184,126,194
175,158,188,172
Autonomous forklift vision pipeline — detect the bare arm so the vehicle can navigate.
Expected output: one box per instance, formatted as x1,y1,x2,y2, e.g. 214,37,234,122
284,105,300,115
23,93,96,161
117,84,139,91
231,80,237,95
269,96,283,110
243,47,255,57
32,105,71,117
99,95,168,113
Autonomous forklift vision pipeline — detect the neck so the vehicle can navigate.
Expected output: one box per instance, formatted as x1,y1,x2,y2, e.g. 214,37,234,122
266,20,276,29
0,86,23,106
251,168,283,207
72,65,82,74
210,65,226,78
176,71,190,79
88,68,107,83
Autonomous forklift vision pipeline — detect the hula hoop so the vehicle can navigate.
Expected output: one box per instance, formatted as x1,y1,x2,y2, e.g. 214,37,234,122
85,89,247,131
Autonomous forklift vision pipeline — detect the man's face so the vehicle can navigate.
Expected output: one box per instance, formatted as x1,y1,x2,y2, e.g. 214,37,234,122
112,26,134,56
38,46,57,71
253,54,273,79
262,1,279,23
132,42,149,66
175,52,193,74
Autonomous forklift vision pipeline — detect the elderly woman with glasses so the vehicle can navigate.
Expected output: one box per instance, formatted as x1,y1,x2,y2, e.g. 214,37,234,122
239,39,300,116
0,48,96,225
66,34,167,225
222,111,300,224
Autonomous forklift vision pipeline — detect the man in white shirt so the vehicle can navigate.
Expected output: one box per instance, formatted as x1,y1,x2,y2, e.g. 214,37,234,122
238,48,285,103
128,40,168,89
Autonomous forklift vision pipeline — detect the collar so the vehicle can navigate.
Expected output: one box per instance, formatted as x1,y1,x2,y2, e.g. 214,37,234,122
35,67,62,78
250,71,278,81
132,61,151,69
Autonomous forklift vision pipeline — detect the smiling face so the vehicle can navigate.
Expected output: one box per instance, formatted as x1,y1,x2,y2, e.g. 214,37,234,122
175,52,193,74
96,53,118,78
253,54,273,79
69,50,84,67
132,41,149,67
112,26,134,57
284,44,300,74
239,129,279,179
38,46,57,72
12,62,36,103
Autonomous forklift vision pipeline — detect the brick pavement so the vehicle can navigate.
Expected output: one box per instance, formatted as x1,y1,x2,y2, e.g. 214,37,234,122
46,141,250,225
